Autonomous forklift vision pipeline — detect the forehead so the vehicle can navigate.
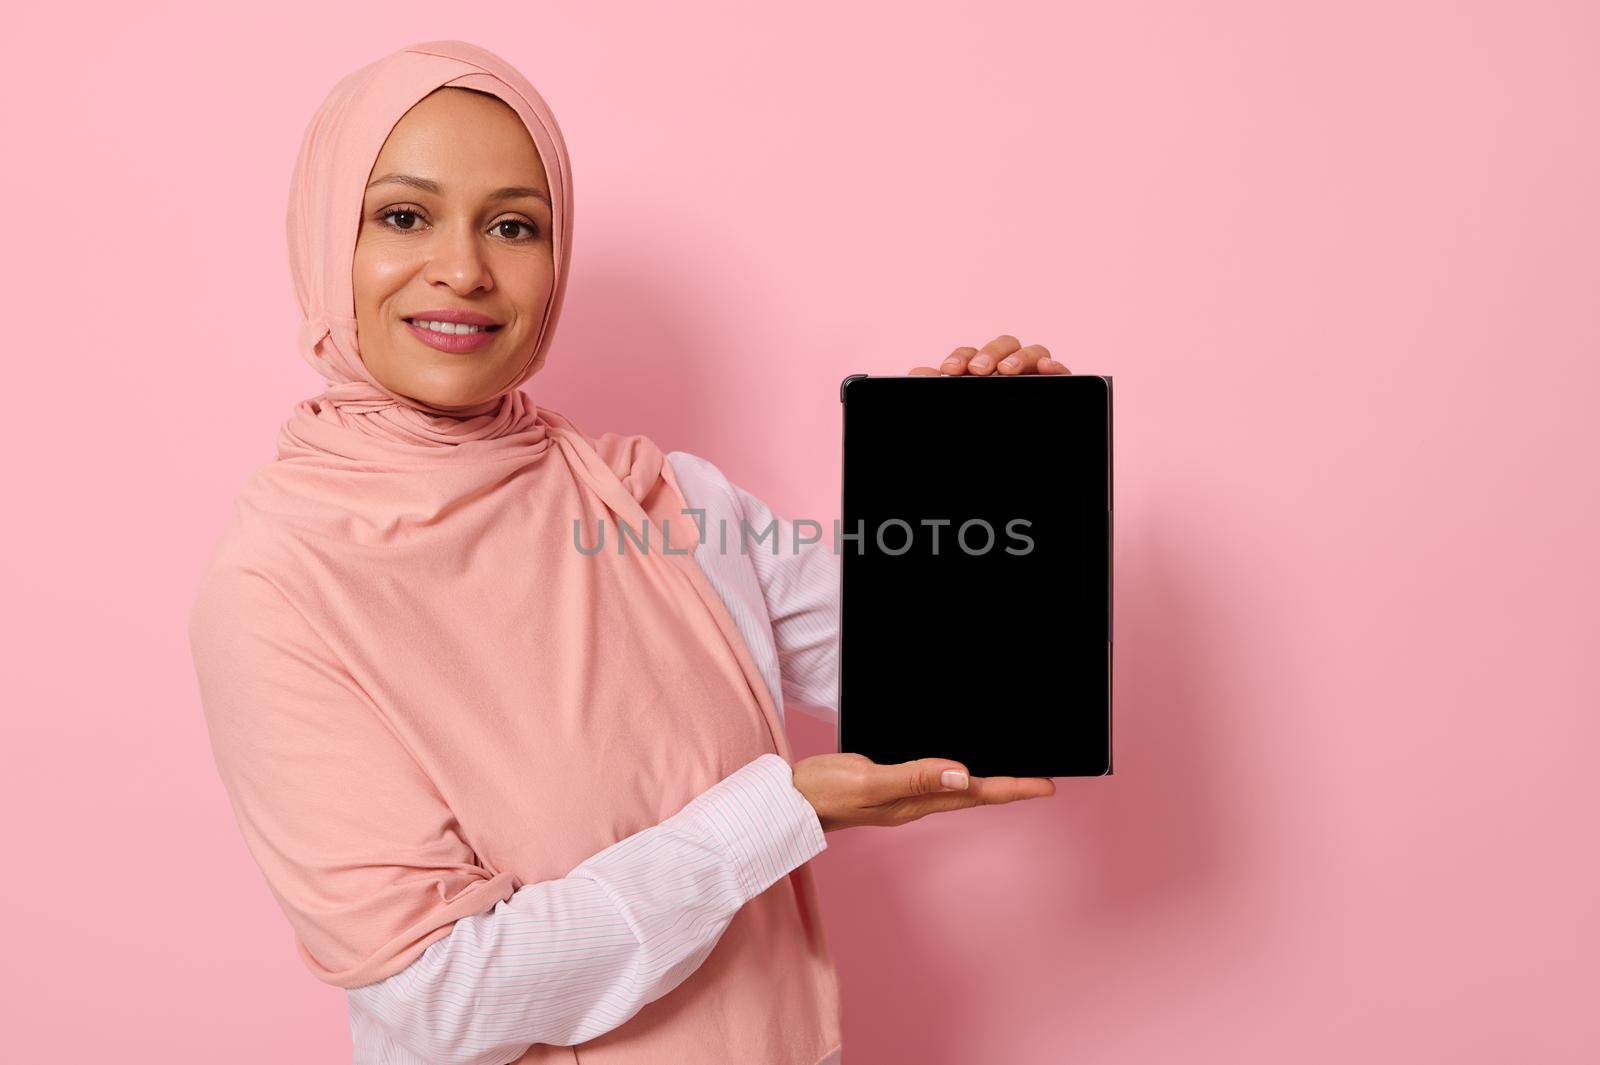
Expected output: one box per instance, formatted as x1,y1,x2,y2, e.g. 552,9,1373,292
368,88,549,194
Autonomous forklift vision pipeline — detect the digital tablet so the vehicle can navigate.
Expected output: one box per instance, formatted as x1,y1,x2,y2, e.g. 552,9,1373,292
837,372,1113,777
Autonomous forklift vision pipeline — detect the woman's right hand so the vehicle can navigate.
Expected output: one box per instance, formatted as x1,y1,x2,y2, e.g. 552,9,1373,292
791,753,1056,832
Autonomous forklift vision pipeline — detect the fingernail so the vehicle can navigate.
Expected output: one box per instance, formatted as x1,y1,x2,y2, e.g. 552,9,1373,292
941,769,969,790
971,357,990,370
942,359,962,371
999,356,1020,370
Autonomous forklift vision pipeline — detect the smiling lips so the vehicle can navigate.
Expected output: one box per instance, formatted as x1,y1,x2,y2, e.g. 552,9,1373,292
403,309,503,353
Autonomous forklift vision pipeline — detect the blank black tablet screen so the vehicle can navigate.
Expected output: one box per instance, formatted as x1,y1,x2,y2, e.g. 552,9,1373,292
838,373,1112,777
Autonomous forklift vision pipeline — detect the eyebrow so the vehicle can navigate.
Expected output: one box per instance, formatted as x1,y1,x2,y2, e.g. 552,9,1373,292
366,173,550,205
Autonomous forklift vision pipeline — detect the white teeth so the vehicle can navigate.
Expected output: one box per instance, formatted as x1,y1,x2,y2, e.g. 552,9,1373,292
411,319,491,335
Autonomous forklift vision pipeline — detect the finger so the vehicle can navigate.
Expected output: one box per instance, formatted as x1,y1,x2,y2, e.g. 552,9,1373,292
968,775,1057,803
1037,356,1072,374
997,344,1050,375
967,335,1022,376
889,775,1056,821
907,366,941,376
940,346,978,375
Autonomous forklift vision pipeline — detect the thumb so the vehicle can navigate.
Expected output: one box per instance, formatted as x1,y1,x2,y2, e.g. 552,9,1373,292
882,758,970,800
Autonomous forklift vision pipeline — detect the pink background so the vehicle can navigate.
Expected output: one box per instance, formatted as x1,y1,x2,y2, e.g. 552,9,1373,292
5,2,1596,1061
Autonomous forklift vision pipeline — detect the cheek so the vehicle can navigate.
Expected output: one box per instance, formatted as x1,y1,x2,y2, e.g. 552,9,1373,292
351,241,414,319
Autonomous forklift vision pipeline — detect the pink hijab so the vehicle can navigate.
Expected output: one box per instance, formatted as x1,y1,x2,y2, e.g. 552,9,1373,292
189,40,841,1062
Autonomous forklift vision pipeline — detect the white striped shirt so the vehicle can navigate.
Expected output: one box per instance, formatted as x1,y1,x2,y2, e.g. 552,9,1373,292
346,450,844,1065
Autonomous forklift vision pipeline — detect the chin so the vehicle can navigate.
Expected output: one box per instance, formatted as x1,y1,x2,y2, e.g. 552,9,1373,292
414,388,503,411
396,365,520,410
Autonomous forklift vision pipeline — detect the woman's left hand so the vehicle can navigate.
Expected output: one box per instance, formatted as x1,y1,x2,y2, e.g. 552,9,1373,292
907,334,1070,376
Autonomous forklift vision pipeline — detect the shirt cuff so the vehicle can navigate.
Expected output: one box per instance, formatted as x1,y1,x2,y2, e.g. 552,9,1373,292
682,752,827,901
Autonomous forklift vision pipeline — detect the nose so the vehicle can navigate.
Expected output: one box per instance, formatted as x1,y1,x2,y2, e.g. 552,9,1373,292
421,223,494,295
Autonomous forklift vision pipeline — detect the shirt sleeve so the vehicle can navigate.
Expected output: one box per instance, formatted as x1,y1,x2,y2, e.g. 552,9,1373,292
723,472,842,720
347,752,825,1064
663,450,841,723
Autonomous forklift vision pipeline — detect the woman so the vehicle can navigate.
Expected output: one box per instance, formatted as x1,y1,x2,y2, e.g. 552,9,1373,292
188,39,1062,1065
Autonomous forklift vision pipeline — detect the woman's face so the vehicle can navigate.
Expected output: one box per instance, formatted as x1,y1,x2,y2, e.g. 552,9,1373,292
354,88,555,410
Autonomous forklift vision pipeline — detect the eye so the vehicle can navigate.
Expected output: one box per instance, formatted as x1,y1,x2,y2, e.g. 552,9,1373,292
492,218,540,241
378,206,426,232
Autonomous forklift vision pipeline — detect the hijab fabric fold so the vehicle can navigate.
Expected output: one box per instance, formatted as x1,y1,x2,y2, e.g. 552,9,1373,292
189,40,841,1064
